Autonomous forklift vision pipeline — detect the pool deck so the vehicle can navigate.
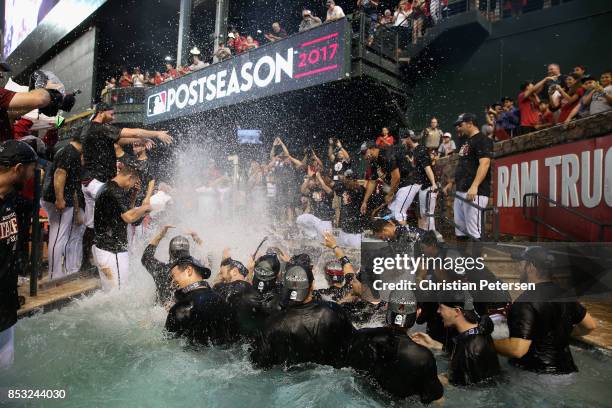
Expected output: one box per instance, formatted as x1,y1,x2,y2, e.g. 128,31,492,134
17,276,100,318
577,301,612,351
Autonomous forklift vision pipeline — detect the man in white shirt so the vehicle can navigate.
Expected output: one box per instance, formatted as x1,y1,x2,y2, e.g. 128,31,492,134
188,47,209,72
326,0,345,22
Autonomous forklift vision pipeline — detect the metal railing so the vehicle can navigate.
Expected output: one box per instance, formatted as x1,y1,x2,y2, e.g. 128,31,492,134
102,86,147,105
523,193,612,241
434,189,499,241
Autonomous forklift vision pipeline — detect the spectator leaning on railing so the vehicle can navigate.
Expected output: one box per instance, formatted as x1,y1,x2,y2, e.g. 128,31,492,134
264,22,288,42
325,0,345,22
299,9,322,32
555,73,584,124
119,69,132,88
497,97,519,138
214,42,232,61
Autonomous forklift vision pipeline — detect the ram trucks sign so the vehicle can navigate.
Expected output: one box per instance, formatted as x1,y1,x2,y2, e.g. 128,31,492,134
494,135,612,241
144,19,349,124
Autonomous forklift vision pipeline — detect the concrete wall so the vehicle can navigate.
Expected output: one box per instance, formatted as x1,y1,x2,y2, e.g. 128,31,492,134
406,0,612,132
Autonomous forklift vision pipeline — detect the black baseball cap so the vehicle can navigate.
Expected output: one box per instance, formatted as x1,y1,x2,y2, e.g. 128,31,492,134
439,290,475,311
168,256,211,279
386,289,418,327
169,235,190,262
511,246,554,269
282,263,314,303
453,113,478,126
94,102,114,113
0,140,38,166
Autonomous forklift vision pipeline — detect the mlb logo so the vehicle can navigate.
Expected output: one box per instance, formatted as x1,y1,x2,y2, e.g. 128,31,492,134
147,91,167,116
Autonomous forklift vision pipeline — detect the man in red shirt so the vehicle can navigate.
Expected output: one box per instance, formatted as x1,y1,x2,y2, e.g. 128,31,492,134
517,76,556,135
228,29,246,54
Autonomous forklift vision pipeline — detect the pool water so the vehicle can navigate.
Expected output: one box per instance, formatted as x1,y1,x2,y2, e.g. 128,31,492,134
2,264,611,408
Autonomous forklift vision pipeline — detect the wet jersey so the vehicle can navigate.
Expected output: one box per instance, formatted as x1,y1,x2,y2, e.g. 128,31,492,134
314,274,354,302
140,243,172,304
251,300,354,368
165,281,233,346
214,280,262,340
349,327,444,403
507,282,587,374
448,318,501,386
341,300,387,326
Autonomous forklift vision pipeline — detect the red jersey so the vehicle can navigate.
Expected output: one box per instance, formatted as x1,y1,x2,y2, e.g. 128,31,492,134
518,91,540,127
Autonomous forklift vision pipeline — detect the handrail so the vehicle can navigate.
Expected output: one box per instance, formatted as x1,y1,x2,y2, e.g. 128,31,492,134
426,189,499,241
522,193,612,241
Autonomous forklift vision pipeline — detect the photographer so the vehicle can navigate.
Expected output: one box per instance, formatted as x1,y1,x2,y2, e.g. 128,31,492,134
1,66,69,141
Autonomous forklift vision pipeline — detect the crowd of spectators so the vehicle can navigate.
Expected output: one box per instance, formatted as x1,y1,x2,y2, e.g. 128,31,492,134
482,64,611,140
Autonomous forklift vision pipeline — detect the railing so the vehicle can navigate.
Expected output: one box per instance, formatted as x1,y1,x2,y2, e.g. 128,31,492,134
434,189,499,241
102,86,146,105
350,11,399,63
523,193,612,241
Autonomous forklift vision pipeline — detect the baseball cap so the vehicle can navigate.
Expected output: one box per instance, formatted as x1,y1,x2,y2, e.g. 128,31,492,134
168,235,190,262
168,256,212,279
443,132,451,138
0,140,38,167
453,113,478,126
282,263,314,303
190,47,201,55
360,140,377,154
511,246,554,268
324,259,344,284
254,255,280,281
439,290,475,311
386,289,417,327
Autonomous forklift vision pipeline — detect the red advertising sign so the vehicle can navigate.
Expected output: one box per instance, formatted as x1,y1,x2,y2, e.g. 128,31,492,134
494,135,612,241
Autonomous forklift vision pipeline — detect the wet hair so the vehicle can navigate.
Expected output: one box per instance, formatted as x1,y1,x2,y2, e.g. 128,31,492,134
462,309,480,324
371,219,393,234
420,230,440,249
289,253,312,271
118,164,139,177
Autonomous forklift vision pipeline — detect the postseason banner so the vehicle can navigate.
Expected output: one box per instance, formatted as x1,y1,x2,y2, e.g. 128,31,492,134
144,19,350,124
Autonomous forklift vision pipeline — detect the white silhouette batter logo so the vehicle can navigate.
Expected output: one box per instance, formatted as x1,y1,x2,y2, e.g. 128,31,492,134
147,91,167,116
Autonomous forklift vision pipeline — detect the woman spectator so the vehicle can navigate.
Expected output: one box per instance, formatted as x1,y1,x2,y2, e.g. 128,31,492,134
244,35,259,50
556,73,585,124
132,67,145,87
100,77,116,99
393,1,413,58
375,127,395,146
119,69,132,88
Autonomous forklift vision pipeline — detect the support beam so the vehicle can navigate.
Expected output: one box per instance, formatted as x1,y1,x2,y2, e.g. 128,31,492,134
213,0,229,63
177,0,193,67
